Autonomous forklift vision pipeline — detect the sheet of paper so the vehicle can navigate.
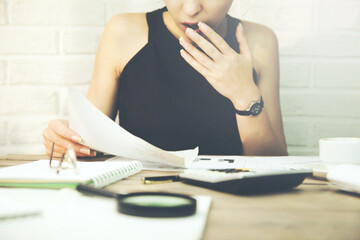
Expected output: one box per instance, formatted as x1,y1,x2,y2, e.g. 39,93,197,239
0,195,42,219
108,155,322,171
0,188,211,240
68,86,198,168
190,155,322,170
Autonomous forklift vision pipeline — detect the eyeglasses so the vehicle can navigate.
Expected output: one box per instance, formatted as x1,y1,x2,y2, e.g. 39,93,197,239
49,142,78,174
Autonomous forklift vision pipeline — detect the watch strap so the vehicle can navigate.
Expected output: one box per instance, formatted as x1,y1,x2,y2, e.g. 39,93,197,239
235,96,264,116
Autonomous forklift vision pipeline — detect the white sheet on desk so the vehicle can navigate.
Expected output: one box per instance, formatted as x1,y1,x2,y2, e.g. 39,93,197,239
327,164,360,194
68,86,198,168
108,155,322,171
0,188,211,240
0,195,42,219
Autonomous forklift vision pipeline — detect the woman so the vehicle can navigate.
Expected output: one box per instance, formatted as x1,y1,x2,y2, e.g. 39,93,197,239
43,0,288,158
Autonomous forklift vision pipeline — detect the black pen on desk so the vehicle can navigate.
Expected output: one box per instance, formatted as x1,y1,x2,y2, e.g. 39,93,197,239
76,183,118,198
142,169,253,184
209,168,252,173
142,175,180,184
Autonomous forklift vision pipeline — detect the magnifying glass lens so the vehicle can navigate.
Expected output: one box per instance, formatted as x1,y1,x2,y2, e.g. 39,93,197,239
122,195,193,207
118,192,196,218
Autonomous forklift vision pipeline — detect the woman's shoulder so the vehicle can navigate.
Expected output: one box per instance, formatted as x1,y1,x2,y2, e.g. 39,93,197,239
101,12,149,73
241,21,277,47
104,12,148,48
240,20,279,76
241,20,278,55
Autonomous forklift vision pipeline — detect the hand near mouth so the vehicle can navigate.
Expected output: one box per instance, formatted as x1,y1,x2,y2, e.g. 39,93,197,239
183,22,201,31
179,22,259,107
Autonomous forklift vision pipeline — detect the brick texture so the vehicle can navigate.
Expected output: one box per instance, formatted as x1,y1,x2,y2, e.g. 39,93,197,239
9,120,48,144
105,0,164,20
313,60,360,89
311,120,360,147
0,0,359,156
8,0,104,26
0,122,6,145
63,30,103,54
281,91,360,118
0,0,7,25
8,58,94,85
0,86,58,115
317,2,360,31
277,32,360,57
245,2,314,30
283,118,310,147
0,61,5,85
0,29,57,55
280,58,312,88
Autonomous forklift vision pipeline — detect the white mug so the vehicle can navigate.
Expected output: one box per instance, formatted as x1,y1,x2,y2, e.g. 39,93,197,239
319,138,360,169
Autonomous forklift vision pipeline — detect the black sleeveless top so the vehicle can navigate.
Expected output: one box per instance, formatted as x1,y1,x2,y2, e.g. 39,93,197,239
118,8,252,155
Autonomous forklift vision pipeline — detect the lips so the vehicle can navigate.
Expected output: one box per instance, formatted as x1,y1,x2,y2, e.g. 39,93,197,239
182,22,201,33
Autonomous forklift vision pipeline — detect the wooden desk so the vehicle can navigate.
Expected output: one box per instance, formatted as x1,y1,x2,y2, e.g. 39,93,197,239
1,155,360,240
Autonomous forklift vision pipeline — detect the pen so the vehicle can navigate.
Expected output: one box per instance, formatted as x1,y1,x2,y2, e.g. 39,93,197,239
142,169,253,184
142,175,180,184
209,168,252,173
76,183,118,198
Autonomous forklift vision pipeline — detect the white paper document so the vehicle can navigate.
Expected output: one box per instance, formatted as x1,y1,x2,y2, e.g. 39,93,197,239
0,188,211,240
108,155,322,171
68,86,198,168
0,195,42,220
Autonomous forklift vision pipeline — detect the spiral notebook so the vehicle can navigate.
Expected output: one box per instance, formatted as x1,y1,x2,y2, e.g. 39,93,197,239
0,160,142,188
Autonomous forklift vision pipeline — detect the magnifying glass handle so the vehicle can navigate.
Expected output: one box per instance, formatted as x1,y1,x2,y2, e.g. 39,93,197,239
76,183,119,198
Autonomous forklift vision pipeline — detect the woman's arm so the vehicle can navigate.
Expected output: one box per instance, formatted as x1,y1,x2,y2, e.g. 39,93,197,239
179,21,287,156
43,13,148,157
87,13,148,119
234,22,287,156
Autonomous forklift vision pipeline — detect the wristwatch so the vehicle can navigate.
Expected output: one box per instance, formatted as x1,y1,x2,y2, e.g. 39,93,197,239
235,96,264,116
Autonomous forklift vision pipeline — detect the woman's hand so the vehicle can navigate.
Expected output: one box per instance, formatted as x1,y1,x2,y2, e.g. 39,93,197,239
43,119,96,158
179,22,260,109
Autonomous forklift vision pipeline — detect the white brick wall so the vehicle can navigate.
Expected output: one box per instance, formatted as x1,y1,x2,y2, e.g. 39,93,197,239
8,0,105,26
0,1,6,25
0,0,359,156
0,61,5,85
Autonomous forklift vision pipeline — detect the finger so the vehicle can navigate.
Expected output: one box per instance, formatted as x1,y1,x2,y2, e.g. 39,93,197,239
43,131,92,156
198,22,234,56
46,149,90,159
45,150,64,159
44,140,66,157
180,49,211,78
49,120,82,144
185,27,222,61
43,129,74,150
236,23,252,59
179,37,215,70
46,121,96,156
46,143,90,158
44,140,92,157
44,139,95,158
45,140,67,153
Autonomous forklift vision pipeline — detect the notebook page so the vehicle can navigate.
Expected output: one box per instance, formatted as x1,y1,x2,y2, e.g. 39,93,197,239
0,160,141,184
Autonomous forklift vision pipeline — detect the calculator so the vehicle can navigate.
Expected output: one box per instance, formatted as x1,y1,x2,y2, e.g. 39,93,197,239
179,169,313,194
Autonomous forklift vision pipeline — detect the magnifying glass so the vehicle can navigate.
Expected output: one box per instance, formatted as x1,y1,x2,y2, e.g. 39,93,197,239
76,184,196,218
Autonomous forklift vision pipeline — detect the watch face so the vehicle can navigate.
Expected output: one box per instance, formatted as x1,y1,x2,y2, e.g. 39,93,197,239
250,103,262,116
